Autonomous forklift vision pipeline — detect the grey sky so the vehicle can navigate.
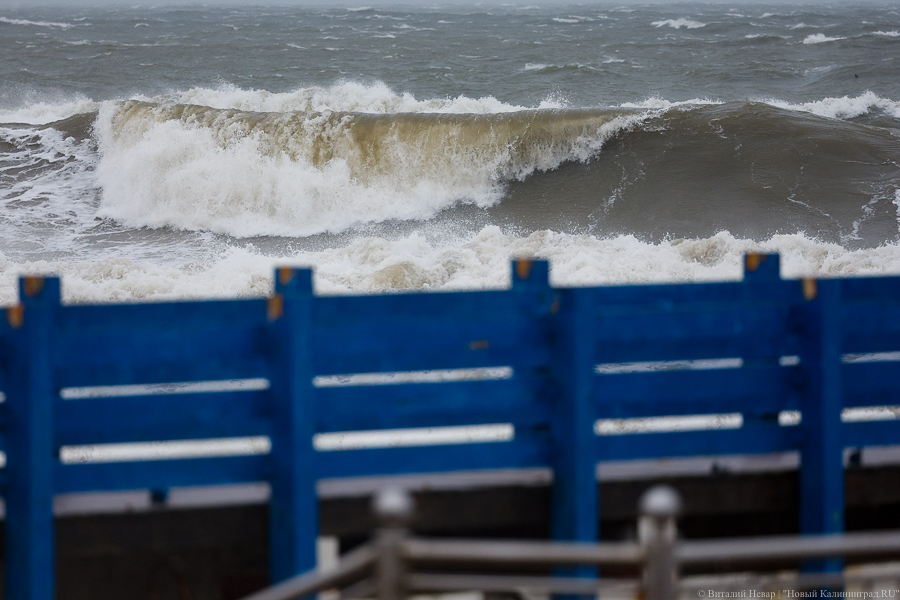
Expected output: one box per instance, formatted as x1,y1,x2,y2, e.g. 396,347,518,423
3,0,878,7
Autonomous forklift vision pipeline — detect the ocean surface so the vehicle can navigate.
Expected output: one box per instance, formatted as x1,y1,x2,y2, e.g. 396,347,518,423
2,2,900,304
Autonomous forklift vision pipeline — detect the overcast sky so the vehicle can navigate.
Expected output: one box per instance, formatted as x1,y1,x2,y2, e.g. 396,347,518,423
3,0,875,7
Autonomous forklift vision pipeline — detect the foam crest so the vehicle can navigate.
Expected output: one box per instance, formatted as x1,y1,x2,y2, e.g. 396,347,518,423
5,229,900,306
619,98,722,110
652,19,706,29
171,82,528,115
94,101,641,237
766,91,900,120
0,97,100,125
0,16,73,29
803,33,846,44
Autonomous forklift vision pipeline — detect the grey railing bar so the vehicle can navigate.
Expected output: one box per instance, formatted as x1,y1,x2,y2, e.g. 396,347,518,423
408,573,639,596
677,530,900,565
402,537,644,566
336,578,375,600
239,544,376,600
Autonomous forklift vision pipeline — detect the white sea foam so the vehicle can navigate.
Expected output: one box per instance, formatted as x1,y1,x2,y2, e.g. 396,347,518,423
553,17,592,24
652,19,706,30
4,229,900,306
872,30,900,37
0,125,100,254
803,33,846,44
0,16,74,29
766,91,900,120
894,190,900,237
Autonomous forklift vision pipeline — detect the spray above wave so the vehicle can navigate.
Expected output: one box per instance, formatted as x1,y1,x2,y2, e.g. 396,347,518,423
94,98,643,238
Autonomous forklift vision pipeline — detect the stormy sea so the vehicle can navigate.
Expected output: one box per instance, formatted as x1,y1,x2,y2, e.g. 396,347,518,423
2,2,899,303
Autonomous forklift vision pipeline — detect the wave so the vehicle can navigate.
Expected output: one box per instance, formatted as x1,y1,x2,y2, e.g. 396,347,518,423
92,96,900,245
6,85,900,246
495,102,900,246
93,99,645,237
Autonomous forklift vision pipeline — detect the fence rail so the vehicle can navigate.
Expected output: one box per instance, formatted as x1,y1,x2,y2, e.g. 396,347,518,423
2,254,900,599
242,487,900,600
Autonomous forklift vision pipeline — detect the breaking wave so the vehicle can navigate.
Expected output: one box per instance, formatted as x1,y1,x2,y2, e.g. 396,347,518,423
93,97,645,237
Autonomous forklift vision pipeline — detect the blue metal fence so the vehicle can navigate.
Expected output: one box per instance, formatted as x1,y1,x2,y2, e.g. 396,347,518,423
2,253,899,599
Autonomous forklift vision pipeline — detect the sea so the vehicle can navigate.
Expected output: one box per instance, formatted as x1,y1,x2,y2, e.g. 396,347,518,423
2,1,900,305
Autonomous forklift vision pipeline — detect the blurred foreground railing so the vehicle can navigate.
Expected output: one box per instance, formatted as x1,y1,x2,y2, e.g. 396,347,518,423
243,487,900,600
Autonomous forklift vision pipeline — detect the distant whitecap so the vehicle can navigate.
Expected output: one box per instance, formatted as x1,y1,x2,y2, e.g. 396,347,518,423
651,18,706,29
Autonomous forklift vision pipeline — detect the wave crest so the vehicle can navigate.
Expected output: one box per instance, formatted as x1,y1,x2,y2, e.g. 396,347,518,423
765,91,900,120
170,81,542,115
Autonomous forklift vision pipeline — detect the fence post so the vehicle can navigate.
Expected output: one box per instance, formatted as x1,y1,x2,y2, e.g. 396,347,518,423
513,259,598,581
797,277,844,573
546,277,597,582
268,267,318,582
4,276,61,600
639,486,681,600
373,488,412,600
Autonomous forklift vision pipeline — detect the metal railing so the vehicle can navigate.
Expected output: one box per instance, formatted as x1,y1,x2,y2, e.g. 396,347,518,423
242,487,900,600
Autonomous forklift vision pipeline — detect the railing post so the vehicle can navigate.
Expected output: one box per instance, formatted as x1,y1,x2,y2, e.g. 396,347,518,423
373,488,412,600
639,486,681,600
797,277,844,573
268,267,318,582
5,276,61,600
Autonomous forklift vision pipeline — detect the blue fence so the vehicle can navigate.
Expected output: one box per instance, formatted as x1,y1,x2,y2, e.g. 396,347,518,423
2,254,899,599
